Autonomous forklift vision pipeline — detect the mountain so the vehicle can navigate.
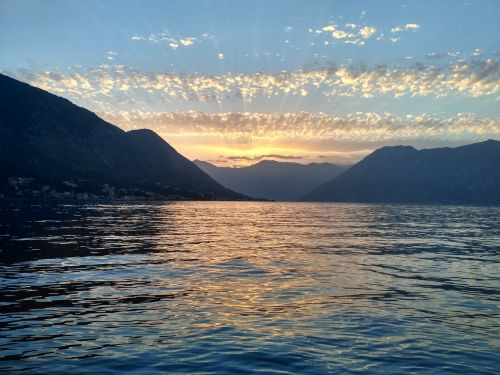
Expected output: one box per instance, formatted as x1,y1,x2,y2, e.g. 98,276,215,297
194,159,348,201
0,73,245,200
302,140,500,204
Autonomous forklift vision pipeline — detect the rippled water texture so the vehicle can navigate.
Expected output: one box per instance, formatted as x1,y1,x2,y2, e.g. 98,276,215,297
0,201,499,374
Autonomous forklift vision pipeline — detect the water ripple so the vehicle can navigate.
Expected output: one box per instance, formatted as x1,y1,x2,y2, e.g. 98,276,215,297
0,201,499,374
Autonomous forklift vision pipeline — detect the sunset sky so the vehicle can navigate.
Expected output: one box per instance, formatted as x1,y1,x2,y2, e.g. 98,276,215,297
1,0,499,165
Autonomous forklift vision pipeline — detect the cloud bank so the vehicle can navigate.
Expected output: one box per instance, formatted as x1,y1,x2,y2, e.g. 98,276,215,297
15,59,500,106
101,110,499,143
96,110,499,164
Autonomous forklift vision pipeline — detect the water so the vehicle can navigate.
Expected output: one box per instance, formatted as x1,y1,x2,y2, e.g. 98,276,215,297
0,201,499,374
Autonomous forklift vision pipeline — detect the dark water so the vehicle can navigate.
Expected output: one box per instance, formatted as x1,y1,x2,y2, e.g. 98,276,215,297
0,201,499,374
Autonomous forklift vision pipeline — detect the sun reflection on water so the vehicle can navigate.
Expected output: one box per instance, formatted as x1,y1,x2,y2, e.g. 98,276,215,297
0,201,499,373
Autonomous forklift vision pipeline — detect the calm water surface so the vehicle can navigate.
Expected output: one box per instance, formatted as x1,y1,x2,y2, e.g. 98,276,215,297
0,201,499,374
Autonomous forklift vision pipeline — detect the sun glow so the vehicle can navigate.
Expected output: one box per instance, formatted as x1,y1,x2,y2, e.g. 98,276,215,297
3,0,498,166
185,145,309,166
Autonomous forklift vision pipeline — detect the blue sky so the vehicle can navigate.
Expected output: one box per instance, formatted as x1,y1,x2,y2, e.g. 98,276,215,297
1,0,499,165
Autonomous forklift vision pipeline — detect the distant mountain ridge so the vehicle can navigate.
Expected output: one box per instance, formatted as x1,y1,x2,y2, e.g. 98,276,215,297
0,73,246,200
194,159,348,201
302,140,500,204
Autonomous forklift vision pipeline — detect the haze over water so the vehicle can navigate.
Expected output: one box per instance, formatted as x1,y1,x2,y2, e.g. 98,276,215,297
0,201,499,374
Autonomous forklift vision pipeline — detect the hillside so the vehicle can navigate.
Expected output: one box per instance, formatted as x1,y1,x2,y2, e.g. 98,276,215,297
0,73,245,200
302,140,500,204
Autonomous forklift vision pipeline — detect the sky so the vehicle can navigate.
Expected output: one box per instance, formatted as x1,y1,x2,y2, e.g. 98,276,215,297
1,0,499,166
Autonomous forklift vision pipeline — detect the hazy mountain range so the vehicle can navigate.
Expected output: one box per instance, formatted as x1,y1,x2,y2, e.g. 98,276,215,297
302,140,500,204
195,160,347,201
0,73,245,200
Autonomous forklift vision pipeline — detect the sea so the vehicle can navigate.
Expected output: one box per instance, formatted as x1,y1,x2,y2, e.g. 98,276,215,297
0,201,499,374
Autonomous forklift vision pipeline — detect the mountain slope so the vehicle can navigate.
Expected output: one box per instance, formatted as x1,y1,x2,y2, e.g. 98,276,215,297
195,159,348,201
0,73,245,200
302,140,500,204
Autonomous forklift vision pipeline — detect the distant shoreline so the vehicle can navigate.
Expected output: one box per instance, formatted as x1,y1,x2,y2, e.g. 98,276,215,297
3,198,500,208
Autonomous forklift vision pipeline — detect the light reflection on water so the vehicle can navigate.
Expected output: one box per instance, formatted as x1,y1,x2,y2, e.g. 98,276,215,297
0,201,499,374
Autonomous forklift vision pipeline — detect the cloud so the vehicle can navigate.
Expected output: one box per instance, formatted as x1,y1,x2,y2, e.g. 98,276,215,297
100,110,500,146
224,154,304,162
106,51,118,61
283,26,292,32
92,110,498,164
217,53,225,60
315,22,379,46
9,62,498,162
359,26,377,39
332,30,349,39
130,31,210,49
391,24,421,34
179,37,197,46
321,25,337,32
425,52,446,59
405,23,420,30
472,48,482,57
16,59,500,106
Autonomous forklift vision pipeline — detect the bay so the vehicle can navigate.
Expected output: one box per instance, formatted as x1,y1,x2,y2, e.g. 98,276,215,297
0,201,499,374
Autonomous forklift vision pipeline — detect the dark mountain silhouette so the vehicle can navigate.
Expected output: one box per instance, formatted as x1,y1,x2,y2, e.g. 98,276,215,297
0,73,246,200
302,140,500,204
194,159,348,201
